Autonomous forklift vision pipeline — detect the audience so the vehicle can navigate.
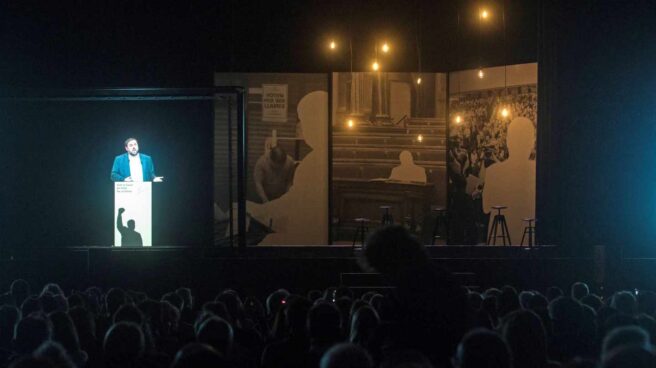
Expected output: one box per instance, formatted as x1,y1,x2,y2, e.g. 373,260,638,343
452,328,511,368
2,226,656,368
12,315,53,360
170,343,227,368
10,280,31,309
501,309,554,368
571,282,590,301
601,325,650,360
363,225,467,367
319,343,372,368
196,317,233,356
102,322,144,368
611,291,638,316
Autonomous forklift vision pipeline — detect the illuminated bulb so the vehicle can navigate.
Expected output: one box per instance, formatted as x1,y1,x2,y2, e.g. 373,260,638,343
480,9,489,19
372,61,380,71
477,69,484,79
500,107,509,118
382,43,390,53
417,134,424,143
347,119,354,129
329,40,336,50
455,115,462,124
416,77,422,84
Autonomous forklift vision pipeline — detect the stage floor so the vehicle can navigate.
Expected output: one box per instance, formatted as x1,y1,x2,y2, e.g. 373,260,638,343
1,243,560,260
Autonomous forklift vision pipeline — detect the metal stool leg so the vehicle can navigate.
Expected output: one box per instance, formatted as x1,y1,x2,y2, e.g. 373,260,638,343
432,215,442,245
487,216,498,245
499,217,507,245
502,216,512,245
493,216,501,245
352,225,361,247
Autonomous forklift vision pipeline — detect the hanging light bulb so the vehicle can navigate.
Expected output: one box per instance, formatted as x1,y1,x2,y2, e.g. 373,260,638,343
381,42,390,53
417,134,424,143
329,40,337,50
347,119,354,129
500,107,510,118
455,114,463,124
416,76,422,84
372,61,380,71
480,9,490,20
477,69,485,79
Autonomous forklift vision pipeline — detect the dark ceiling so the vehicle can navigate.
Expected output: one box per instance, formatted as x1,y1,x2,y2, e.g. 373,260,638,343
0,0,538,87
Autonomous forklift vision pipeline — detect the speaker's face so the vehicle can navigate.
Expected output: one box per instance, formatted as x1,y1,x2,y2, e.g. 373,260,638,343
125,140,139,156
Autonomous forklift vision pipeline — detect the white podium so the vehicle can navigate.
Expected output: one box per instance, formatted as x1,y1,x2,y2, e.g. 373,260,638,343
114,182,152,246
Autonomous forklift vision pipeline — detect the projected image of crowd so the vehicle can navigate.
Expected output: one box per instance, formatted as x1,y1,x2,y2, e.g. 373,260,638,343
448,87,538,244
0,227,653,368
450,86,537,165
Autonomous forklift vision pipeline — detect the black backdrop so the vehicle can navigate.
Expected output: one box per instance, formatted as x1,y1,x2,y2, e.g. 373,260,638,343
0,97,214,247
537,1,656,257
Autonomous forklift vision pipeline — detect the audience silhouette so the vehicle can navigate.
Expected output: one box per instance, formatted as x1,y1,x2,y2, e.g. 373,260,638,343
2,237,656,368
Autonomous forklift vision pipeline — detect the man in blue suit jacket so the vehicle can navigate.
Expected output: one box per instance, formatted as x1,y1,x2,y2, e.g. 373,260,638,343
111,138,159,182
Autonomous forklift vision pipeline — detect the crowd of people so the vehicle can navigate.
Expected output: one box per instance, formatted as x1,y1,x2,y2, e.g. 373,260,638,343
450,86,537,169
1,226,655,368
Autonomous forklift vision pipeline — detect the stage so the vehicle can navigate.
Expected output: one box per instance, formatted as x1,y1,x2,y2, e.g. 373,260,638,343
0,244,613,301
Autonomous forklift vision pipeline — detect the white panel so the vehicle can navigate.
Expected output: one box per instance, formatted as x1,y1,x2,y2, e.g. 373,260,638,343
114,182,152,246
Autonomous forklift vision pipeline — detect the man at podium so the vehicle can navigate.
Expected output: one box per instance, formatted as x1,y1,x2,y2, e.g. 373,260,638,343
110,137,162,182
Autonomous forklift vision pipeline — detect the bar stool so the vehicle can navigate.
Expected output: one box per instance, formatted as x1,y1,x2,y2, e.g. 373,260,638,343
403,216,415,231
380,206,394,226
352,218,370,249
431,207,448,245
521,218,536,247
487,206,512,246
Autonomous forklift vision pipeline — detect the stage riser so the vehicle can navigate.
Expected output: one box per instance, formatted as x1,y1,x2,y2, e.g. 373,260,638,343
0,248,616,301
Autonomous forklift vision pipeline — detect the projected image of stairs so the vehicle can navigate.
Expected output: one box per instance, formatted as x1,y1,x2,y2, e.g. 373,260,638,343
332,118,447,243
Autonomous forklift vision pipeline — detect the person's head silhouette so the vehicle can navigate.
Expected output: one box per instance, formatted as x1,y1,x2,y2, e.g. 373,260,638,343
127,220,136,230
320,343,373,368
506,118,534,159
269,146,288,168
297,91,327,149
399,151,414,166
453,328,511,368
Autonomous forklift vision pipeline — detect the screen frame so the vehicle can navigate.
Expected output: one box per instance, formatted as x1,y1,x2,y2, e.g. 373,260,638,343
0,87,248,248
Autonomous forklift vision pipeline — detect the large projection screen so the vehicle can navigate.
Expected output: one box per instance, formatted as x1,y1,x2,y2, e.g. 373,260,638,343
0,91,216,248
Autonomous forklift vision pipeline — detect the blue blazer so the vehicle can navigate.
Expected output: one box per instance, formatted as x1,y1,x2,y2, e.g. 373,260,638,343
111,153,156,182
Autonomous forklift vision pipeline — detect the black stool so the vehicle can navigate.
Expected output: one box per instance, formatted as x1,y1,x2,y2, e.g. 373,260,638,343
380,206,394,226
521,218,536,247
487,206,512,246
352,218,370,249
403,216,415,232
431,207,448,245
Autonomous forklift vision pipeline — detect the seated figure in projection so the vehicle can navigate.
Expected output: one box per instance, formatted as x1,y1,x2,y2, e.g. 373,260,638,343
110,137,162,182
389,150,427,183
246,91,328,245
116,208,143,246
483,117,536,245
253,146,296,202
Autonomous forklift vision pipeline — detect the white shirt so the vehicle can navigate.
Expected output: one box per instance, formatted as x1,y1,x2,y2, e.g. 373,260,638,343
128,154,144,182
